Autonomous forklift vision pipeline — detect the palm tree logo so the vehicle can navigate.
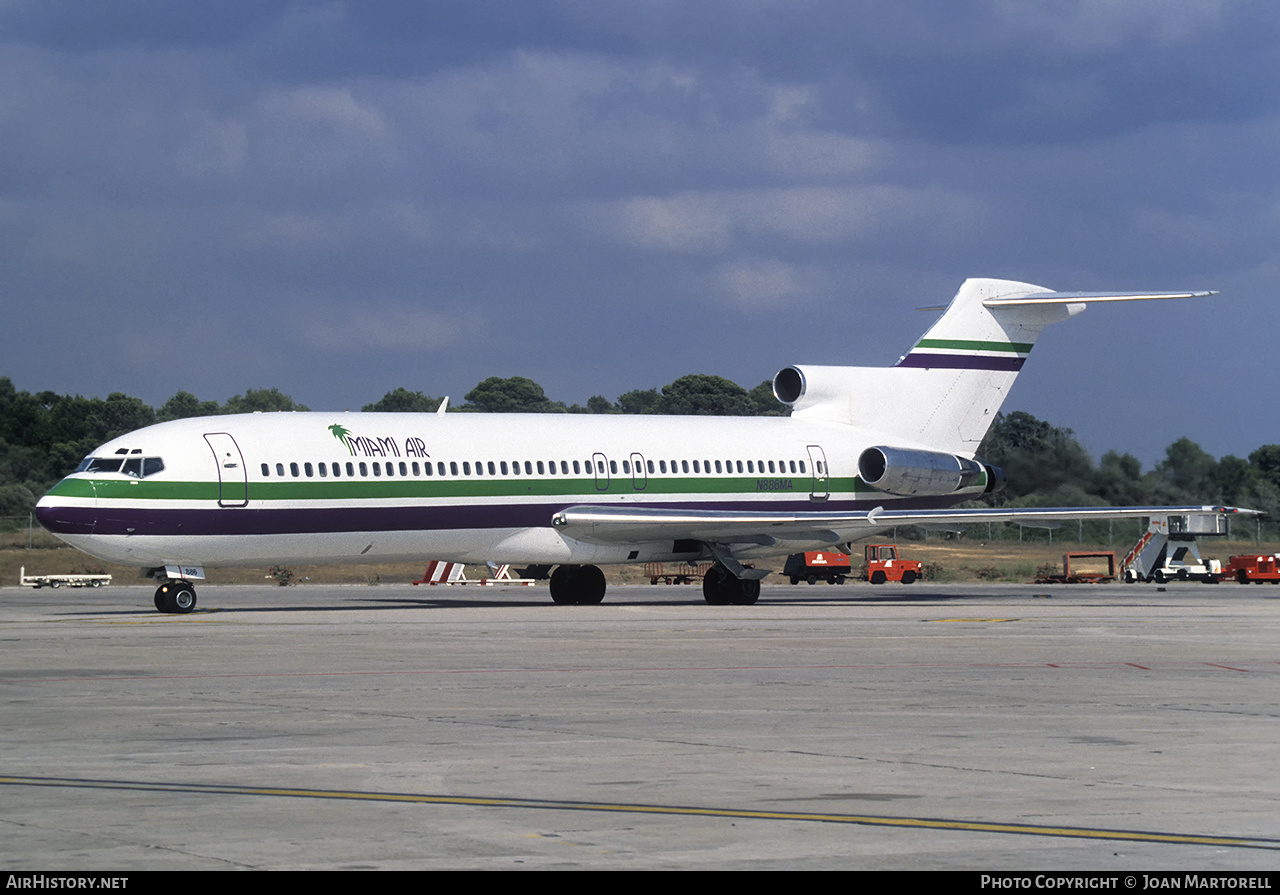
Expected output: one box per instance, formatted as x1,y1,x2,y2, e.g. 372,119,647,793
328,423,355,455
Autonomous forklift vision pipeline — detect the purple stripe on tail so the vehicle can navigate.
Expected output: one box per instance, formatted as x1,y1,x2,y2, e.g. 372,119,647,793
897,353,1025,371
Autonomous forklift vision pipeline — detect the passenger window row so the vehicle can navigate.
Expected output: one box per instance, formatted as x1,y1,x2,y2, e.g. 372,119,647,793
258,456,821,479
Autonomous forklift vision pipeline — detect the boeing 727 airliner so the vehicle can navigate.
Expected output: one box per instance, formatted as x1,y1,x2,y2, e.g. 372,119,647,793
36,278,1240,613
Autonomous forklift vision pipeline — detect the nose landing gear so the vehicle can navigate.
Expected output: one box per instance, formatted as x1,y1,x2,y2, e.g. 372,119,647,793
154,581,197,614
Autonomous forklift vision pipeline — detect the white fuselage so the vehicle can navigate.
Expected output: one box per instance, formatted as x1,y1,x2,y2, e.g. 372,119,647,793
36,411,946,570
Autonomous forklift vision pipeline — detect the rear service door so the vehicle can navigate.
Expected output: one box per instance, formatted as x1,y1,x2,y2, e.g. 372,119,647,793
630,452,648,490
806,444,829,501
592,452,610,491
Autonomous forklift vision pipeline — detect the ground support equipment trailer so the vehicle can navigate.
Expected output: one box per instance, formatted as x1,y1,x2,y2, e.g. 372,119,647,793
783,551,851,585
778,550,849,583
412,562,536,586
20,566,110,589
644,562,711,585
1035,552,1117,584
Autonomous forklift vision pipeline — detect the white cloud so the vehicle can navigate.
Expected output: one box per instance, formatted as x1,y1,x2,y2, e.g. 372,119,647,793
243,199,436,251
174,117,249,179
260,86,392,140
766,131,878,179
602,184,984,252
299,304,476,352
616,195,734,252
251,85,397,178
714,258,828,311
988,0,1232,50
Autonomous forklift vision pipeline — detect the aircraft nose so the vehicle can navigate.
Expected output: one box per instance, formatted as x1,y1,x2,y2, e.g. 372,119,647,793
35,487,97,535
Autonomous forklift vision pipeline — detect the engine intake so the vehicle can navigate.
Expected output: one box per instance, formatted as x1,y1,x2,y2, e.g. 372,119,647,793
773,366,806,405
772,364,869,415
858,446,990,497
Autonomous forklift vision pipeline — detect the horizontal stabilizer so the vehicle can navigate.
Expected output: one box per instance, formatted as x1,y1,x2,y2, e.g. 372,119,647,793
984,290,1217,307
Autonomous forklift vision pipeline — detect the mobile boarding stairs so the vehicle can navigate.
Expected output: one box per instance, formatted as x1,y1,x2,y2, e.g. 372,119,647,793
1120,512,1228,583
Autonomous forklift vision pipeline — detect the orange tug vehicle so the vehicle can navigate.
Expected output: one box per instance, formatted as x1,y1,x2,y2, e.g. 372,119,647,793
1221,554,1280,584
862,544,923,584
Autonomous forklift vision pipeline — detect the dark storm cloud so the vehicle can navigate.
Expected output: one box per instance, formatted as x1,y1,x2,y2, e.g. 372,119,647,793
0,1,1276,465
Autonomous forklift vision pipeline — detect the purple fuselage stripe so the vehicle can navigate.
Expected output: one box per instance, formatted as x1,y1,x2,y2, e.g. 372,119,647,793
37,497,958,538
897,353,1025,371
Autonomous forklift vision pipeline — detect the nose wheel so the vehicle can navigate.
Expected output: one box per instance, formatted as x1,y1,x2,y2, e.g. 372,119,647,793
154,581,198,614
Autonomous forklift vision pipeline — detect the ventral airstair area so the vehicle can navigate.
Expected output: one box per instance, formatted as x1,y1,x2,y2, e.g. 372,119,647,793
1121,512,1229,583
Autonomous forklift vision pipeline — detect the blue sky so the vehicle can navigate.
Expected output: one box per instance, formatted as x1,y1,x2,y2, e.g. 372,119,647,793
2,1,1276,467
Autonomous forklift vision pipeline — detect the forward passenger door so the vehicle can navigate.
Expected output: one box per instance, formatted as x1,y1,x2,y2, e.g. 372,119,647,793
204,433,248,507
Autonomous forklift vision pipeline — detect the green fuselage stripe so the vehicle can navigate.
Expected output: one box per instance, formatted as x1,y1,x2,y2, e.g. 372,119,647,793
915,338,1033,354
47,474,871,502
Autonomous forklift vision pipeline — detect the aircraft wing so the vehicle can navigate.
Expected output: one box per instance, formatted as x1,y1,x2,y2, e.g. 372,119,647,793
551,504,1257,548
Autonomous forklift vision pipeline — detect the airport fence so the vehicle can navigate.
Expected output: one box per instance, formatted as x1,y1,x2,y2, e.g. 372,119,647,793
888,514,1277,550
0,514,65,550
1,515,33,533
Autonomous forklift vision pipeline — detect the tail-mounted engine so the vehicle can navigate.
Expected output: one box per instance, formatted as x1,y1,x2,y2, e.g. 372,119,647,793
774,364,1007,495
858,446,1004,498
773,364,865,416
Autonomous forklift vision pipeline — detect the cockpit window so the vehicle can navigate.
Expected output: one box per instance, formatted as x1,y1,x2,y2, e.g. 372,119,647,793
75,456,164,477
78,457,123,473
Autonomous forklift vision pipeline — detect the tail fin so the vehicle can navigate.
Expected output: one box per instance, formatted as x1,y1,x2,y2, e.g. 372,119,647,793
773,278,1213,454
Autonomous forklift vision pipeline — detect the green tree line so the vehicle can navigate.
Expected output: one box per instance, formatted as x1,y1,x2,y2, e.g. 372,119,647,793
2,377,1276,542
0,375,781,516
365,375,784,416
974,411,1280,543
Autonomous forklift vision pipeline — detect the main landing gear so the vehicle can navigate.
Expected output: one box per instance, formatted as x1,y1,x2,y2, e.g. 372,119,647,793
548,564,607,605
548,563,762,605
154,580,197,614
702,564,760,605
